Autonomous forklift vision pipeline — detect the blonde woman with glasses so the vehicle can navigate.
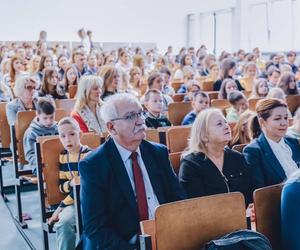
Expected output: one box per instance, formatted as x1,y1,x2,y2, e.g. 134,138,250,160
6,74,37,125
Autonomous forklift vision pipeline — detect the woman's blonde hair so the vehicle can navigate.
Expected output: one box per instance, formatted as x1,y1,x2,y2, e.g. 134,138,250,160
97,65,118,93
1,59,10,76
28,55,41,73
182,108,223,157
74,75,103,111
231,110,255,145
58,117,80,133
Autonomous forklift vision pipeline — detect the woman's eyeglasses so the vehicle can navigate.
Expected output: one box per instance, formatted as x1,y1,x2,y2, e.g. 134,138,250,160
24,85,35,91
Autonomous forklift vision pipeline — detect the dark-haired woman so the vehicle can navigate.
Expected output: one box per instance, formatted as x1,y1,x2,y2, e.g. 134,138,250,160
213,58,244,91
38,67,67,99
243,98,300,190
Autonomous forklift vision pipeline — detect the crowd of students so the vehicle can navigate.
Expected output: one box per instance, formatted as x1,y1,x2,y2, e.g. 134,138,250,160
1,29,300,249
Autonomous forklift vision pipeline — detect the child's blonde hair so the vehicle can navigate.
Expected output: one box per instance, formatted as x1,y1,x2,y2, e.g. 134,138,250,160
58,117,80,133
143,89,162,102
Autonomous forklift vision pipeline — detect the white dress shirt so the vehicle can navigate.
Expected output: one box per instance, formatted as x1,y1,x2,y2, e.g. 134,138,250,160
265,135,299,178
113,139,160,244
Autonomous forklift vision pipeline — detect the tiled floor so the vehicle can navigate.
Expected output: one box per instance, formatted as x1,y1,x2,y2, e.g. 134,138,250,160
1,161,57,250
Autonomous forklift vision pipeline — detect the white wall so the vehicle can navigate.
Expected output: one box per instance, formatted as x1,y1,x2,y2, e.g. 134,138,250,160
1,0,298,54
0,0,235,53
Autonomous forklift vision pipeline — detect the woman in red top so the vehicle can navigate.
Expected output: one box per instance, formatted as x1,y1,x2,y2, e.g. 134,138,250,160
71,75,106,134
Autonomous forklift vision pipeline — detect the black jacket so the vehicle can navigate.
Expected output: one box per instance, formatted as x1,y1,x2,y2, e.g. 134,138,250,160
179,147,252,205
145,112,172,129
79,138,186,249
213,77,245,91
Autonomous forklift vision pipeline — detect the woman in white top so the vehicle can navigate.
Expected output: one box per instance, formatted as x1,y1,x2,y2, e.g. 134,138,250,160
244,98,300,190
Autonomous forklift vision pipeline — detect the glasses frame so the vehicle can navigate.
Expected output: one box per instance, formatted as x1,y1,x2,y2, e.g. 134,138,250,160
110,110,146,122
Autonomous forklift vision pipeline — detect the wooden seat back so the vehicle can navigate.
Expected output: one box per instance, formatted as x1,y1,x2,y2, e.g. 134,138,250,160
55,99,76,116
206,91,219,101
172,93,185,102
248,97,263,111
166,126,191,153
140,219,156,250
154,193,247,250
211,99,231,115
0,102,11,148
39,133,102,206
286,95,300,114
145,129,160,144
240,77,253,92
169,152,182,175
254,184,283,250
68,85,78,99
15,111,36,165
15,109,66,165
201,80,214,91
167,102,192,126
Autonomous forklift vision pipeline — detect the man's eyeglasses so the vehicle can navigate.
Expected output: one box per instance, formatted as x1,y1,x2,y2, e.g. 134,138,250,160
111,111,145,122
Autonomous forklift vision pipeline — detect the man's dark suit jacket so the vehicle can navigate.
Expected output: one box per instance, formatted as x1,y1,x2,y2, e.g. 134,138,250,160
243,133,300,190
79,138,185,250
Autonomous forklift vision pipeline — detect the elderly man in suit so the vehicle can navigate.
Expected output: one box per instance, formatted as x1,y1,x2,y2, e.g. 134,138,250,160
79,93,185,249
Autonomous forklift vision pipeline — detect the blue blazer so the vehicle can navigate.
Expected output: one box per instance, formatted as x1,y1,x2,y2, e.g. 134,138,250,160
281,179,300,250
79,138,185,250
243,133,300,190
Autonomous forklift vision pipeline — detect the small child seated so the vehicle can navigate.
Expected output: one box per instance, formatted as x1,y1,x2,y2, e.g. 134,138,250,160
183,81,201,102
23,97,58,174
177,66,195,93
144,89,172,128
182,91,209,125
226,90,249,123
48,117,91,250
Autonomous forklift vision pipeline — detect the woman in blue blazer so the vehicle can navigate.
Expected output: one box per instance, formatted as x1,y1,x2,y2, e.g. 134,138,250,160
281,170,300,250
243,98,300,190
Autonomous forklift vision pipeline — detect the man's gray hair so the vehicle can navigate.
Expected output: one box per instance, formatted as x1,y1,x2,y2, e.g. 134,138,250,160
100,93,141,123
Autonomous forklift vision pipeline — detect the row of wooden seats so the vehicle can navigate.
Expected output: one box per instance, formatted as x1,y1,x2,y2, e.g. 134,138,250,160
35,133,104,249
34,134,283,250
10,109,67,228
140,184,282,250
34,132,282,250
0,103,286,248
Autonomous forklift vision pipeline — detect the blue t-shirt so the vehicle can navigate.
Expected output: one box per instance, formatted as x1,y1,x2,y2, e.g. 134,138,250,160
181,111,197,125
